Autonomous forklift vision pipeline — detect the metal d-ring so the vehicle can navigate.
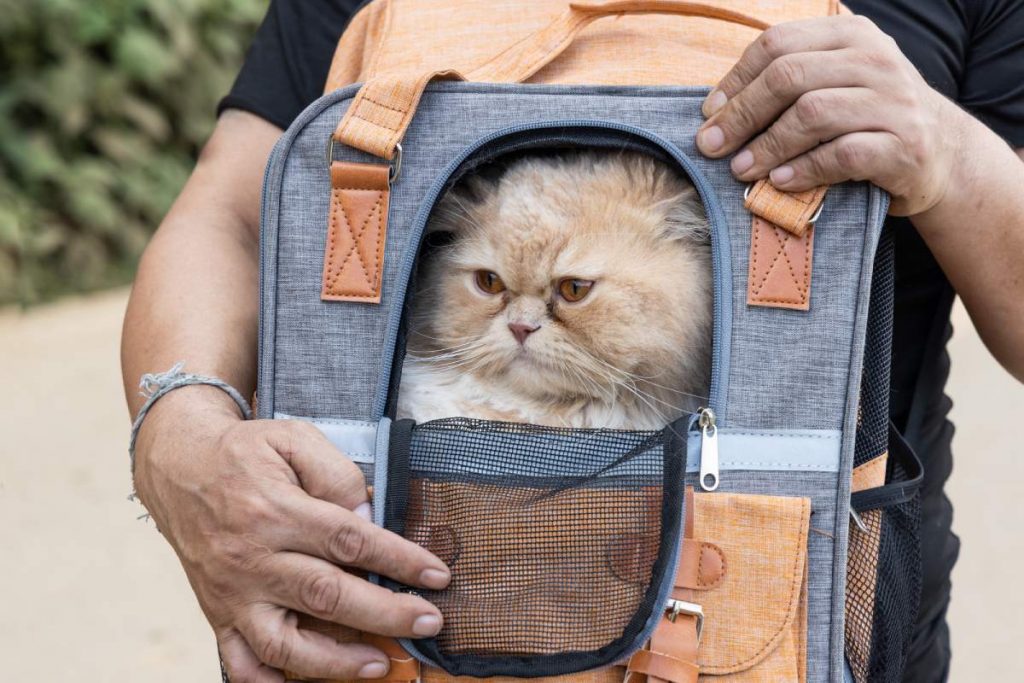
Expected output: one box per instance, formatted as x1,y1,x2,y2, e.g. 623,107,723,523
326,137,403,185
743,183,826,224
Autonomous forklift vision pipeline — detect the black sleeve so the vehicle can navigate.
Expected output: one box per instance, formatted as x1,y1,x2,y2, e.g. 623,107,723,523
217,0,362,131
960,0,1024,147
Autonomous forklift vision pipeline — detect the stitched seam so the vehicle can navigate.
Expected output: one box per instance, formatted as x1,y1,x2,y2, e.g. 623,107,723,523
776,226,806,298
702,431,838,439
362,93,409,115
697,542,726,589
752,230,788,297
370,188,387,292
328,189,362,290
322,188,341,297
328,190,383,293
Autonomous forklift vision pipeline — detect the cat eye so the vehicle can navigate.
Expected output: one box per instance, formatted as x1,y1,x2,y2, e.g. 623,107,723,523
474,270,506,295
558,278,595,303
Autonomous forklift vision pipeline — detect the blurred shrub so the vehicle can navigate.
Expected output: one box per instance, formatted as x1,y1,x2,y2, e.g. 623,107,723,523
0,0,267,305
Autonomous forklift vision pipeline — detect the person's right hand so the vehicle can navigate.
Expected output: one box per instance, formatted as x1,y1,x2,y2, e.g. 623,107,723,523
132,387,450,683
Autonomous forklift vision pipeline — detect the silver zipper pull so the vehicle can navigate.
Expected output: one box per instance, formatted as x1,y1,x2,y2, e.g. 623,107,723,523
698,407,719,491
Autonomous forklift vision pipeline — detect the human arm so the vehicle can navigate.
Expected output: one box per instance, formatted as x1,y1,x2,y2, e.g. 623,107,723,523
121,110,450,683
694,16,1024,381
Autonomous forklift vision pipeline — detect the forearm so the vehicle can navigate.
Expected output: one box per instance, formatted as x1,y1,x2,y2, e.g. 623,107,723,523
910,108,1024,382
121,111,281,418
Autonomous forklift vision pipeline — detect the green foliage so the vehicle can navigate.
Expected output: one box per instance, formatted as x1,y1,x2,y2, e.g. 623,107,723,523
0,0,267,305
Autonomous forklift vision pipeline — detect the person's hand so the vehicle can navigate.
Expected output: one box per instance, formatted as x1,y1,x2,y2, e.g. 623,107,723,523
696,15,967,216
132,387,450,683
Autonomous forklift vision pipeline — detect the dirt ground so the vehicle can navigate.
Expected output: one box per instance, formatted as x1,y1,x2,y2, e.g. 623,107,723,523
0,288,1021,681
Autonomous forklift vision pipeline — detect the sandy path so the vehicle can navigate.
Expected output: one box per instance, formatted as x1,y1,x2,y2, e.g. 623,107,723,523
0,288,1020,680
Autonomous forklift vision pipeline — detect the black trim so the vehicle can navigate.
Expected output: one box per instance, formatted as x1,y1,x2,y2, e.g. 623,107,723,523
383,419,687,678
851,423,924,513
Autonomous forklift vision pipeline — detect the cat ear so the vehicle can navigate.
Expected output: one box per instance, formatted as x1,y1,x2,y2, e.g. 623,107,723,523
425,176,497,236
659,186,711,244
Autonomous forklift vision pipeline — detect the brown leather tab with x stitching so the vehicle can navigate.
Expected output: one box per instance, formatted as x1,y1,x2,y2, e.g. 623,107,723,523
321,161,391,303
746,216,815,311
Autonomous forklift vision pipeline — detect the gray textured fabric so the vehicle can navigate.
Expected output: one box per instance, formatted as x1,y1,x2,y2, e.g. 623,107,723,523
258,81,888,683
259,82,884,433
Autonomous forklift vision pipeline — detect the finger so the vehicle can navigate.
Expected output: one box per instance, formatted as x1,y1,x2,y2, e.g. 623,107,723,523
261,552,445,638
240,603,393,680
276,494,451,589
705,15,882,113
766,131,903,193
267,420,370,510
731,87,885,180
699,50,876,159
219,627,286,683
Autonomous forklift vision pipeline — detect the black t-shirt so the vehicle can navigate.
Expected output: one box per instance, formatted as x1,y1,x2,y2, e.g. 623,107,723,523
219,2,1024,680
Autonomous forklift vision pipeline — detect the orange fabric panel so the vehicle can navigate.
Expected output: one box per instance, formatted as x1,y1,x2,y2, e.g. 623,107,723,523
327,0,839,93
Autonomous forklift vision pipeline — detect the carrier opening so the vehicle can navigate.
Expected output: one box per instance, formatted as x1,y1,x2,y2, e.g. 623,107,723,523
382,125,730,429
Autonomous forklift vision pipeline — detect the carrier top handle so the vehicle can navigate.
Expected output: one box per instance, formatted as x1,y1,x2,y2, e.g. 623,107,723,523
330,0,826,236
332,0,769,162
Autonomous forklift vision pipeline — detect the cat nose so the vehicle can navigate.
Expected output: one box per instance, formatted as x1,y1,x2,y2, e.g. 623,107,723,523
508,322,540,345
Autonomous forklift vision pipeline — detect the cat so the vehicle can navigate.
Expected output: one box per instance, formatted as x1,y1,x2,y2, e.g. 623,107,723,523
397,151,713,430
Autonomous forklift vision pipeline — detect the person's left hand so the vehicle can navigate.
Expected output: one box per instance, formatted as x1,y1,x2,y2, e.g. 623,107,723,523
695,15,965,217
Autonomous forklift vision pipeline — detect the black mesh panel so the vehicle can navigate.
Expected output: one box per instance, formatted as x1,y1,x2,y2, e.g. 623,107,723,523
384,418,686,678
845,229,924,683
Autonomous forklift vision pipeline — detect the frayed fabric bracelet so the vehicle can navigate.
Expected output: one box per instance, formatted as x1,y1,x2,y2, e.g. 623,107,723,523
128,361,253,474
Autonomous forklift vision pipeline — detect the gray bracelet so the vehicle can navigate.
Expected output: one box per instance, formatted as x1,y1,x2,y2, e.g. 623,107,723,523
128,362,253,474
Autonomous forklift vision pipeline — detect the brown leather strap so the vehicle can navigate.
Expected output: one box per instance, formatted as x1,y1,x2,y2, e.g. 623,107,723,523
626,486,702,683
746,215,815,311
321,160,392,303
626,634,700,683
675,538,726,590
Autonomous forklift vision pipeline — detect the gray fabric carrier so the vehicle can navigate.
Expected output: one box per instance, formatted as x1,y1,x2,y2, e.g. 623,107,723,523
258,83,896,682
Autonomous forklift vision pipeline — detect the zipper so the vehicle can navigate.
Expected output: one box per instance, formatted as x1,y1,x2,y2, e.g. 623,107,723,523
697,406,719,491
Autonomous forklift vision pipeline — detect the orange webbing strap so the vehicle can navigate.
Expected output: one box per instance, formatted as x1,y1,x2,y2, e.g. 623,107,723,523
332,0,771,160
744,178,826,237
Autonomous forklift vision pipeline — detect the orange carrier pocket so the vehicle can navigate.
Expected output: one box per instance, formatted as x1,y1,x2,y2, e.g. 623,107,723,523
688,491,811,682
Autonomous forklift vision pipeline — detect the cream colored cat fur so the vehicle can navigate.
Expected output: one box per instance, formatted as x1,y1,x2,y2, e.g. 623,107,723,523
398,152,712,430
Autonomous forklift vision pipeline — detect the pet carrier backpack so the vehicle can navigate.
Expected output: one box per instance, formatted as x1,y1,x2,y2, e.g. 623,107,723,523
252,1,924,682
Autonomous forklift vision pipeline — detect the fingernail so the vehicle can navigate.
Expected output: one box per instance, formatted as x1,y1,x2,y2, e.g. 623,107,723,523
731,149,754,175
358,661,389,678
412,614,442,636
770,165,795,184
698,126,725,153
703,89,727,116
420,567,451,589
354,502,372,521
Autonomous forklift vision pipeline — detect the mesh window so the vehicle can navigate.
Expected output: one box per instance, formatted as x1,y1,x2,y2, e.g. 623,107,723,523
384,418,687,678
845,230,924,683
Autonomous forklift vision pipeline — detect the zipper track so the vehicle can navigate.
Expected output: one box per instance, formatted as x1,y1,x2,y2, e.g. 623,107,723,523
372,120,733,426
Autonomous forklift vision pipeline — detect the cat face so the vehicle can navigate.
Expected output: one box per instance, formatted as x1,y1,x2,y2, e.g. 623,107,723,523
409,152,713,417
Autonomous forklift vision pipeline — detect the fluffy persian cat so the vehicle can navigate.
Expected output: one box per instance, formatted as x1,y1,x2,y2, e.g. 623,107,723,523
397,152,712,430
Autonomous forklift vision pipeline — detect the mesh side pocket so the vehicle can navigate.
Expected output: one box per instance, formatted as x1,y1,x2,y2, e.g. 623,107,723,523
845,425,923,683
383,418,686,678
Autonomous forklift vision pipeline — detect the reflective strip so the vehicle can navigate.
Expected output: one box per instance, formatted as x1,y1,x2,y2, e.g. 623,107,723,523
277,415,840,474
274,413,377,464
686,429,841,473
